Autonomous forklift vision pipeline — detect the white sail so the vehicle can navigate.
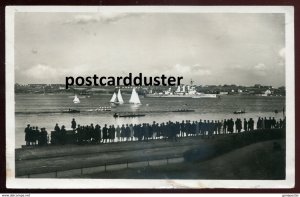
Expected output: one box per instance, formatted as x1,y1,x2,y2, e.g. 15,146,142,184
117,89,124,104
182,85,186,92
176,86,181,92
73,94,80,104
129,88,141,104
110,92,117,103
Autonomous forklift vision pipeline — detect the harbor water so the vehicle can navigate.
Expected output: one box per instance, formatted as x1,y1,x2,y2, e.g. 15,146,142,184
15,94,285,148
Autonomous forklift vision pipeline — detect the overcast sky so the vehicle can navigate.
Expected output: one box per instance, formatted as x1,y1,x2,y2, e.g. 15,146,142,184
14,12,286,87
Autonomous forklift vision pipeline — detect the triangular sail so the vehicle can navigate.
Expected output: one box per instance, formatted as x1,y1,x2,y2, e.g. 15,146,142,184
117,89,124,104
110,92,117,103
129,88,141,104
182,85,186,92
73,94,80,104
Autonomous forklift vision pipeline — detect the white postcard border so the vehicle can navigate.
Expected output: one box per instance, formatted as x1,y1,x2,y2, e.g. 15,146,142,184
5,6,295,189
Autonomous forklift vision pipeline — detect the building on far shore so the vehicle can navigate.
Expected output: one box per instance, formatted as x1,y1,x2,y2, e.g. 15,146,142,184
14,83,286,96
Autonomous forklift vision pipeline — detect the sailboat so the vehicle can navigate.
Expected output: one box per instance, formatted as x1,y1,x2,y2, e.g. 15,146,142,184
129,88,141,104
117,89,124,104
110,89,124,104
110,92,117,103
73,94,80,104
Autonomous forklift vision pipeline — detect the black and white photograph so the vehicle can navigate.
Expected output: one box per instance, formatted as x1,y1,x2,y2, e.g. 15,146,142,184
5,6,295,188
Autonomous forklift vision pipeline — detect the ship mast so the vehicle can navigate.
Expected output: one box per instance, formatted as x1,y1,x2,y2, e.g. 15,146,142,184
190,79,194,86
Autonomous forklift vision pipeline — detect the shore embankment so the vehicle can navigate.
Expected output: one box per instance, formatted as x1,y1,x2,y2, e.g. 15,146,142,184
84,139,285,180
16,128,285,178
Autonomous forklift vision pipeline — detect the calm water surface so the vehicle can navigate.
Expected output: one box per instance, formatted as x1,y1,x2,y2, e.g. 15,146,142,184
15,94,285,148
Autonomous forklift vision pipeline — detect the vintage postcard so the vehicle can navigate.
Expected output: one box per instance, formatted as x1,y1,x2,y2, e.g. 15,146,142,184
5,6,295,188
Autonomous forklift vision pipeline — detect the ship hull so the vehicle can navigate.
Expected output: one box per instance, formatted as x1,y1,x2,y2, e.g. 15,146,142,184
146,94,217,98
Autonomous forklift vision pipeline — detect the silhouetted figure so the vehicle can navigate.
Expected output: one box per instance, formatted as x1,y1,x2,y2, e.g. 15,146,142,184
227,119,234,133
30,126,37,145
243,118,248,131
279,119,283,128
262,117,267,129
111,125,116,142
129,124,134,141
116,125,121,142
257,117,262,130
199,119,203,136
71,118,76,130
144,123,149,142
121,124,126,142
248,118,254,131
39,128,48,146
54,123,60,132
102,124,108,143
23,116,287,147
223,119,227,134
217,120,222,135
271,117,276,128
61,125,67,145
180,121,185,137
94,124,101,143
108,125,113,143
24,124,30,146
235,118,242,133
207,120,214,138
76,124,83,144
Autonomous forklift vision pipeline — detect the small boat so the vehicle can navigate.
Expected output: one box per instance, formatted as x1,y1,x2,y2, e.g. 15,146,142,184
62,109,80,113
73,94,80,104
95,107,112,112
172,109,195,112
113,113,145,118
233,110,246,114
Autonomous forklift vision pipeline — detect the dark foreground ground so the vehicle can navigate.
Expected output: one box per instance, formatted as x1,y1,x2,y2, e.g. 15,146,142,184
16,129,285,179
81,139,285,179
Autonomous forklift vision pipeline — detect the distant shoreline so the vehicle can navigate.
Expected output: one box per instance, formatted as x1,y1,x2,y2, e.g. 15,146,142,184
14,92,286,97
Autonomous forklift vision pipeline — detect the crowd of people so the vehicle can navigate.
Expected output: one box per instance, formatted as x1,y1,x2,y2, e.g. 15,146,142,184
24,125,49,146
24,117,286,146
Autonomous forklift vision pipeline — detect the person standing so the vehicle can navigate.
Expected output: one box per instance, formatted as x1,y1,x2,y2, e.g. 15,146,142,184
24,124,30,146
244,118,248,131
71,118,77,130
61,125,67,145
116,125,121,142
223,119,227,134
108,125,112,143
33,126,40,146
40,128,48,146
120,124,125,142
249,118,254,131
54,123,60,132
129,124,134,141
94,124,101,143
152,122,157,139
111,125,116,143
125,124,130,141
228,119,234,134
257,117,261,130
217,120,222,135
180,121,185,137
144,123,149,142
102,124,108,143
